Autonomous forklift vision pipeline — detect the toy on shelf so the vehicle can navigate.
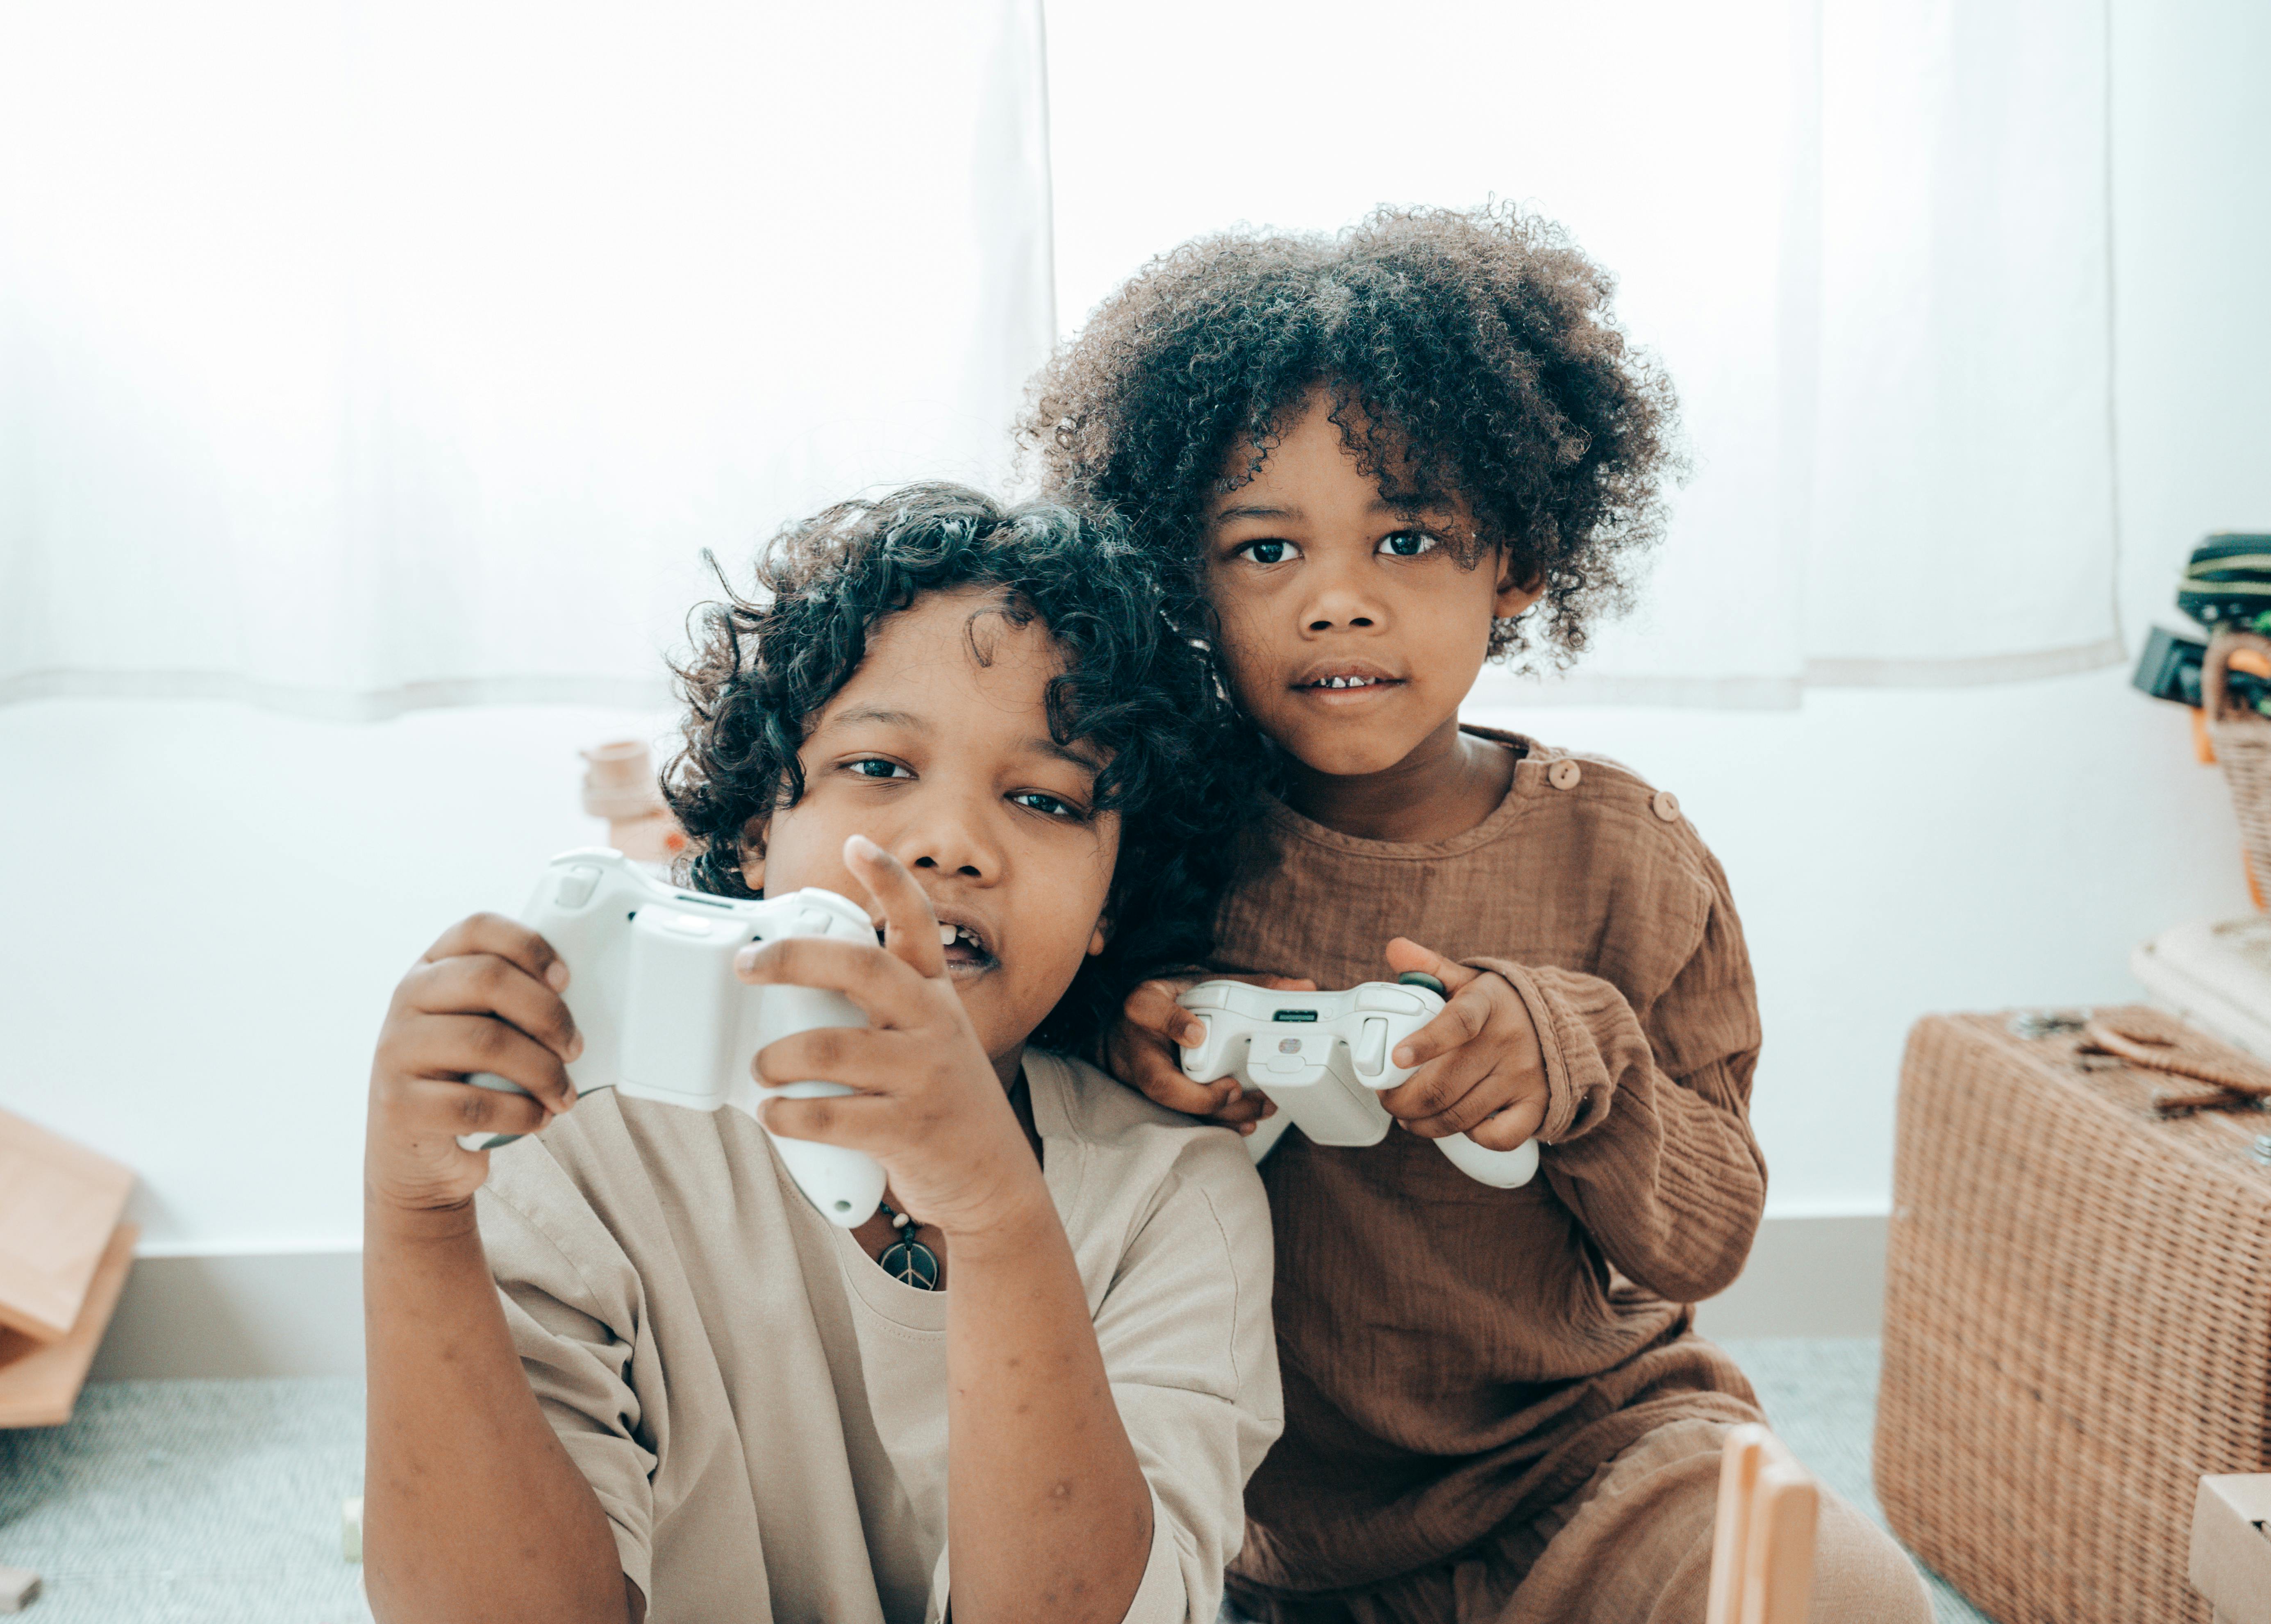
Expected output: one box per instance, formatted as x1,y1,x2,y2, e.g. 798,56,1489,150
462,850,887,1227
580,740,686,867
1176,975,1539,1188
1705,1424,1818,1624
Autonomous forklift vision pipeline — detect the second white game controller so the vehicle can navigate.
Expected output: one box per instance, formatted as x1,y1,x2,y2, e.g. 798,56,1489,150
1178,976,1541,1188
460,848,887,1227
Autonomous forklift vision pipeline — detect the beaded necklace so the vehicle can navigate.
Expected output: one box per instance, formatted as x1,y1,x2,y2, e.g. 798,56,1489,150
876,1197,941,1291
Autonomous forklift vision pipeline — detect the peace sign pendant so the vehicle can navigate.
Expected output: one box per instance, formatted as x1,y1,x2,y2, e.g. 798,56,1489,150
877,1197,942,1291
880,1236,941,1290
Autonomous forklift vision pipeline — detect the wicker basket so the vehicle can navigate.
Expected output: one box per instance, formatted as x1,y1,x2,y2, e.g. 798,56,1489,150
2205,631,2271,901
1875,1010,2271,1624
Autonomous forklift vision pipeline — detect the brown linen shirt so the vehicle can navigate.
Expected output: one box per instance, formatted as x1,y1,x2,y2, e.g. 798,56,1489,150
1214,726,1767,1596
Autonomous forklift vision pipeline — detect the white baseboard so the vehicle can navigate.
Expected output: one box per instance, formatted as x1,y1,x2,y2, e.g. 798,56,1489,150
92,1249,365,1380
85,1214,1887,1381
1693,1213,1888,1340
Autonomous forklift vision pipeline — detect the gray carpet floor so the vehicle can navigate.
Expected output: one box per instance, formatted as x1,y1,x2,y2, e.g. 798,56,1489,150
0,1340,1990,1623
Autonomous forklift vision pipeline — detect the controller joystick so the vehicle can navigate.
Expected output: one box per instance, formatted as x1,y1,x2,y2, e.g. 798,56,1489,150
459,848,887,1227
1176,976,1540,1188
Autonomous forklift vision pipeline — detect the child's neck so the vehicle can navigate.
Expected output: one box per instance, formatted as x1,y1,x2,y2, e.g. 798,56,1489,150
1280,719,1516,843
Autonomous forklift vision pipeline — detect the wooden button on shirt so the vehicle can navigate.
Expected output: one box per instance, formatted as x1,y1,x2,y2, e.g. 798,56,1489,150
1548,758,1582,790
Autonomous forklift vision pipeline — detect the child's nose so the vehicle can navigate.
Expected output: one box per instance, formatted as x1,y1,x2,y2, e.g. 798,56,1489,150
896,798,1001,882
1303,567,1384,631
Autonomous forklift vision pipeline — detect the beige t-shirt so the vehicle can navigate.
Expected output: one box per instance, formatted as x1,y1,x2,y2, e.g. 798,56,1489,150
475,1049,1282,1624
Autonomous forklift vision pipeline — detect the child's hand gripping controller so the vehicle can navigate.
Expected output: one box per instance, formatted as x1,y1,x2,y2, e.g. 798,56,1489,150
461,848,887,1227
1176,975,1541,1188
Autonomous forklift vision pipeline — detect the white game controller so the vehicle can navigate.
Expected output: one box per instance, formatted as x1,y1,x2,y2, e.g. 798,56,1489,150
461,848,887,1227
1177,975,1541,1188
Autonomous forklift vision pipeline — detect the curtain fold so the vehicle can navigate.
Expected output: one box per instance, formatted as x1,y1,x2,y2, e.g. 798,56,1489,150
0,0,1057,719
1043,0,2120,711
0,0,2119,716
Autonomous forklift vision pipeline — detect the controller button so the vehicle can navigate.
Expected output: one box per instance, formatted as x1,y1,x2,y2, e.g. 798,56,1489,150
554,865,603,908
1549,759,1582,790
663,910,715,937
1357,986,1424,1014
1181,984,1232,1012
1355,1018,1389,1076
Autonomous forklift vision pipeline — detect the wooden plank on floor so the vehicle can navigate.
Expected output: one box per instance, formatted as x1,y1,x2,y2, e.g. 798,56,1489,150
0,1106,134,1343
0,1222,139,1427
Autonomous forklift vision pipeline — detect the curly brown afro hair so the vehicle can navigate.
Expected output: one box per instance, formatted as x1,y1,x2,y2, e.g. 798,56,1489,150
1020,202,1682,665
662,482,1262,1056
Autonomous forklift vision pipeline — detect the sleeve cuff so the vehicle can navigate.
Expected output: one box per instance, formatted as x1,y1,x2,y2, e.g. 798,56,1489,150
1463,957,1610,1144
606,1515,651,1615
1116,1485,1201,1624
931,1488,1200,1624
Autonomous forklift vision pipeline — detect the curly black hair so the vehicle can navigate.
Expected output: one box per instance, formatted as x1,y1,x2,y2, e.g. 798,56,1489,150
1020,202,1682,665
663,482,1257,1057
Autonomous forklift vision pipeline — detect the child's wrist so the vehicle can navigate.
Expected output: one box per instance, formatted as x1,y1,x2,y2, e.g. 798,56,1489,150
364,1187,482,1243
935,1175,1058,1259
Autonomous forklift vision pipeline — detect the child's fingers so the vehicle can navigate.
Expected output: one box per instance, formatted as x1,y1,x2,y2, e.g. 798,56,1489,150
840,834,948,980
1125,978,1206,1049
421,912,571,993
396,1076,550,1144
402,954,581,1062
1464,1095,1548,1152
755,1089,898,1151
736,935,930,1030
1250,974,1321,994
755,1025,921,1094
387,1014,576,1115
1376,1044,1500,1134
1382,938,1479,996
1212,1088,1274,1126
1105,1017,1243,1117
1391,983,1492,1071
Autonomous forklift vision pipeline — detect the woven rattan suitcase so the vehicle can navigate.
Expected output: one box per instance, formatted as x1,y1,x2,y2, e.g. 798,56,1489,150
1876,1011,2271,1624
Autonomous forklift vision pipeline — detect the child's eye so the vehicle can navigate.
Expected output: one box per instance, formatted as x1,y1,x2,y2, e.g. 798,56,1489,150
1378,530,1440,558
1009,789,1086,821
1234,539,1301,566
846,757,912,780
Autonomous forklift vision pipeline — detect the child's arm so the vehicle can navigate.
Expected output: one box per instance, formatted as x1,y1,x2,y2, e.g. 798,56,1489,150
1382,864,1765,1303
745,837,1157,1624
362,917,643,1624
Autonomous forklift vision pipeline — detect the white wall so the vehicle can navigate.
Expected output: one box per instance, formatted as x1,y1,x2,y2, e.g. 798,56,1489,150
1,0,2264,1253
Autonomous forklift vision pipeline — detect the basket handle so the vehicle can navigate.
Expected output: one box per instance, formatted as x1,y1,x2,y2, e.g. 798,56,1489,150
2203,630,2271,724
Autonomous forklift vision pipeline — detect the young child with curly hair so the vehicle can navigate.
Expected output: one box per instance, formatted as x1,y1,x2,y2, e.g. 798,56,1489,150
1023,207,1930,1624
359,485,1281,1624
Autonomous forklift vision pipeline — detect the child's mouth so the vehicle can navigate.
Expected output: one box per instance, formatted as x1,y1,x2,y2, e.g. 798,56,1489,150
935,919,998,977
1295,671,1405,696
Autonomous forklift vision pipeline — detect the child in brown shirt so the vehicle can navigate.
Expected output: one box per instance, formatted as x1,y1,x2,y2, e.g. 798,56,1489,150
1023,207,1931,1623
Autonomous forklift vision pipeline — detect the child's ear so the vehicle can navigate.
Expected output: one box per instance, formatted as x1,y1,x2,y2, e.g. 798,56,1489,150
1492,551,1546,620
1088,914,1112,958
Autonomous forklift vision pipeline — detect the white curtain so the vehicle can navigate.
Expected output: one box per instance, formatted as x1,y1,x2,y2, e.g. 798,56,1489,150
1047,0,2120,708
0,0,1055,719
0,0,2117,716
